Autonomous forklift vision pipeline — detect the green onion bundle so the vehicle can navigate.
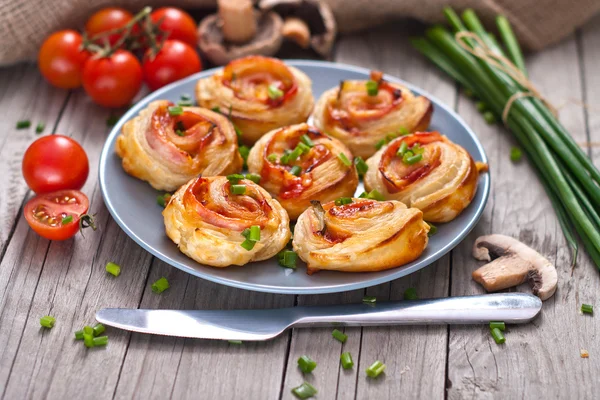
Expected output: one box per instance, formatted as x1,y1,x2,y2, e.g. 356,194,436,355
412,7,600,269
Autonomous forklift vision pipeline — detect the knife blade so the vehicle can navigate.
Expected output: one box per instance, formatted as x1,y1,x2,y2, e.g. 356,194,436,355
96,293,541,341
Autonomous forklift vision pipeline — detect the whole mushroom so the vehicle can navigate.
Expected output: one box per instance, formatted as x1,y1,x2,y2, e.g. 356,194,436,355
472,234,558,301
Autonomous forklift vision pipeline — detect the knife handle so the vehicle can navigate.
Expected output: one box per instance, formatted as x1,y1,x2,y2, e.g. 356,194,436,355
293,293,542,327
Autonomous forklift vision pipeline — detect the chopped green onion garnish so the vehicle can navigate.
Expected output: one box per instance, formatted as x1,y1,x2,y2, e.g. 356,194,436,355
581,304,594,314
398,126,410,135
249,225,261,242
245,173,261,184
106,114,119,127
510,147,522,162
277,250,297,269
476,101,487,112
366,80,379,96
228,340,243,345
175,129,185,136
427,222,437,236
241,228,250,238
411,143,424,155
489,321,505,331
483,111,496,124
227,174,245,184
35,122,45,134
105,262,121,277
297,142,311,154
267,154,278,163
40,315,56,328
297,355,317,373
403,153,422,165
354,157,368,176
241,239,256,251
397,141,408,157
211,106,221,113
403,287,418,300
268,85,284,99
332,329,347,343
16,120,31,129
362,189,385,201
61,215,73,225
93,336,108,346
157,193,171,207
167,106,183,116
83,333,94,348
490,327,505,344
180,94,191,101
290,166,302,176
366,360,386,378
340,352,354,369
83,325,94,335
239,145,250,167
375,139,387,150
74,330,84,340
291,382,317,399
338,152,352,167
231,184,247,195
177,100,193,107
301,134,315,147
234,125,243,140
93,323,105,336
151,277,170,294
362,296,376,304
334,197,353,206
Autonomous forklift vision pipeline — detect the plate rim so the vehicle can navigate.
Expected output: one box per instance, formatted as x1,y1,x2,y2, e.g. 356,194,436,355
98,59,490,294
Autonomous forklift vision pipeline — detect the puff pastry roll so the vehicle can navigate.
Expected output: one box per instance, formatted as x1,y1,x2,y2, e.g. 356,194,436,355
312,70,433,159
293,199,429,273
364,131,482,223
116,100,243,191
247,123,359,220
195,56,314,145
163,176,291,267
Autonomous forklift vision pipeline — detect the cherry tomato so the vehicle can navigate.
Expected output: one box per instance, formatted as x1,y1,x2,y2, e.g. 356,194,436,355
22,135,89,194
151,8,198,48
38,30,90,89
24,190,92,241
82,50,142,108
143,40,202,91
85,7,134,45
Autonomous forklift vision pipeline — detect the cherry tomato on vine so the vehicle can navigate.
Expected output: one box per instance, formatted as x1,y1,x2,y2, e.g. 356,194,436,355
22,135,89,194
142,40,202,91
38,30,90,89
85,7,134,45
150,8,198,48
82,50,142,108
24,190,94,241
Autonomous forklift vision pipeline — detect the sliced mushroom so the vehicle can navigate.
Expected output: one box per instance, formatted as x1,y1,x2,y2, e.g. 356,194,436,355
472,234,558,300
259,0,337,57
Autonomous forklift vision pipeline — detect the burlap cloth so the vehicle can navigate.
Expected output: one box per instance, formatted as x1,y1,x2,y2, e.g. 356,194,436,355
1,0,598,66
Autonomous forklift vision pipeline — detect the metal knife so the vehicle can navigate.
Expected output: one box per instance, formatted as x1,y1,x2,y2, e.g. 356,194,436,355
96,293,541,341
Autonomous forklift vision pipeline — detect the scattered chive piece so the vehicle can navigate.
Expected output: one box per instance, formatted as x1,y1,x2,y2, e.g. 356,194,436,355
397,141,409,157
175,129,185,136
297,142,311,154
337,152,352,167
403,287,418,300
241,239,256,251
267,153,278,163
211,106,221,113
291,382,317,399
367,189,385,201
301,134,314,147
241,228,250,238
385,133,398,142
245,173,261,184
40,315,56,329
267,84,284,99
234,125,243,140
510,147,523,162
375,139,387,150
106,115,119,127
74,330,84,340
288,147,304,162
490,327,506,344
177,100,193,107
411,143,425,155
61,215,73,225
239,145,250,167
290,166,302,176
228,340,243,345
427,222,437,237
249,225,261,242
340,352,354,369
362,296,376,304
581,304,594,314
404,153,423,165
278,250,298,269
366,80,379,96
16,120,31,129
297,355,317,373
398,126,410,135
335,197,353,206
180,94,191,101
83,333,94,348
151,277,170,294
167,106,183,116
231,184,247,195
366,361,386,378
156,193,171,207
93,336,108,346
93,323,105,336
332,329,347,343
35,122,45,134
83,325,94,335
354,157,368,176
489,321,506,331
476,101,487,112
483,111,496,124
226,174,245,184
105,262,121,277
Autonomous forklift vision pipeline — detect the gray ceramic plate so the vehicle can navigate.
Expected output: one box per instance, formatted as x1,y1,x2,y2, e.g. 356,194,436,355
99,60,489,294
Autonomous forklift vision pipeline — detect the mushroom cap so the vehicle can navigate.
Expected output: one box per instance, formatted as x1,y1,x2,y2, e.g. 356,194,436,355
472,234,558,301
197,11,283,66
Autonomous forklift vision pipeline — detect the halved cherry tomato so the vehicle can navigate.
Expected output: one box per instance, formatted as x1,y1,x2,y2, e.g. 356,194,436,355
38,30,90,89
150,8,198,48
22,135,89,194
85,7,134,45
24,190,92,241
142,40,202,90
82,50,142,108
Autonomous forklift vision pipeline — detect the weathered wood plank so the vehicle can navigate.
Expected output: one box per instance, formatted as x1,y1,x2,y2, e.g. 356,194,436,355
448,32,600,399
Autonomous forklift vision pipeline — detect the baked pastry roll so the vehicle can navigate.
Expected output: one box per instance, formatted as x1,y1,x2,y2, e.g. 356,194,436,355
247,123,359,220
163,176,290,267
195,56,314,145
312,70,433,159
293,199,429,273
116,100,242,191
364,131,482,223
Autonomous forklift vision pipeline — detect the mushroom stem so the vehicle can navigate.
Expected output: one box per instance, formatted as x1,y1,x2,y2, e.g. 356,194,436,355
282,17,311,48
218,0,257,44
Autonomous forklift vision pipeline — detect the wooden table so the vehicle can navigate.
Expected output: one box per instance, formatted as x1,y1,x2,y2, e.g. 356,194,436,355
1,17,599,399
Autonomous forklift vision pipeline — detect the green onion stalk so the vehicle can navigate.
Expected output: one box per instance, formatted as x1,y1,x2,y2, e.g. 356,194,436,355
411,7,600,269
